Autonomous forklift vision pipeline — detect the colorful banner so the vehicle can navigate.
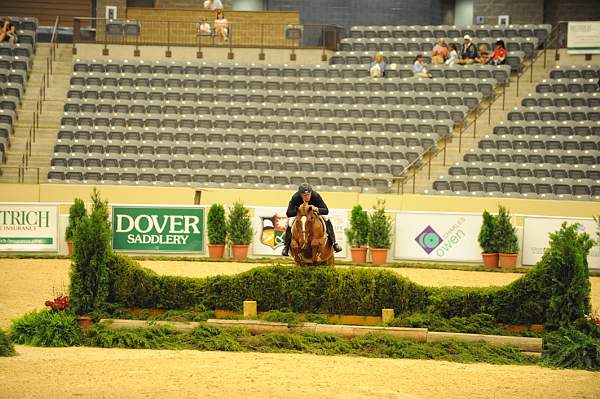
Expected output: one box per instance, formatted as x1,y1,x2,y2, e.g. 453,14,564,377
522,216,600,268
394,212,483,262
251,206,348,257
0,203,59,252
112,206,205,253
567,21,600,54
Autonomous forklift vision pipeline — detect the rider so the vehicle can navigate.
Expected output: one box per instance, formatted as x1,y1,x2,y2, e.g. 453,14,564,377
281,183,343,256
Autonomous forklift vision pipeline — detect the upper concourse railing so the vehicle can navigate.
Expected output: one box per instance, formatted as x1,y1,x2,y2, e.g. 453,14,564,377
72,17,344,53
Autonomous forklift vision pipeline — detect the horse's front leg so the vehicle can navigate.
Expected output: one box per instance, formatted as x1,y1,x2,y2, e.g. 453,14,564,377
291,240,302,263
311,239,322,264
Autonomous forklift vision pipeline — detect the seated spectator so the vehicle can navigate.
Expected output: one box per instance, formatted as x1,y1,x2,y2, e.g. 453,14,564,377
214,10,229,41
0,17,17,44
369,52,386,78
412,54,432,78
458,35,478,64
488,40,507,65
431,38,448,64
475,45,490,64
204,0,223,11
198,17,212,35
445,44,459,66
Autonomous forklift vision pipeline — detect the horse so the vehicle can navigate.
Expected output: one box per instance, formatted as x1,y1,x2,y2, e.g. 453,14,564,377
290,202,334,266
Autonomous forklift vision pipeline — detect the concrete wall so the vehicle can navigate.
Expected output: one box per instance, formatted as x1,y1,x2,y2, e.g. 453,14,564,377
544,0,600,28
267,0,445,29
473,0,544,25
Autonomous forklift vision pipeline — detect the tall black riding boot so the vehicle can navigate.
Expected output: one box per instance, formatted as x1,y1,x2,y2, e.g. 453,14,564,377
281,226,292,256
325,220,342,253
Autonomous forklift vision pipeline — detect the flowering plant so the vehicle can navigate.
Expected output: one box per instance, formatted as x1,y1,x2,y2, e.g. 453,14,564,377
45,294,70,312
585,313,600,326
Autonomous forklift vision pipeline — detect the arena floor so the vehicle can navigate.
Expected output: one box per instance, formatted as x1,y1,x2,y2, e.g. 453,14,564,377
1,259,599,398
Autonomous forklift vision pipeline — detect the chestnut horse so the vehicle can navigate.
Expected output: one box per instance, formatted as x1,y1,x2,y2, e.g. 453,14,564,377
290,202,334,266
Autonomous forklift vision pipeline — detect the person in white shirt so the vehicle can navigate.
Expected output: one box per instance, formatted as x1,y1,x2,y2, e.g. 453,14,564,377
445,44,459,65
412,54,432,78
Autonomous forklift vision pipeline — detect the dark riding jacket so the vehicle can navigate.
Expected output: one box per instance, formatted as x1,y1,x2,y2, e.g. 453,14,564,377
286,191,329,218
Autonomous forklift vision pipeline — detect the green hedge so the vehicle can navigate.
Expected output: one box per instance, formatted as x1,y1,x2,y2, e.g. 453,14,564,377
0,328,15,356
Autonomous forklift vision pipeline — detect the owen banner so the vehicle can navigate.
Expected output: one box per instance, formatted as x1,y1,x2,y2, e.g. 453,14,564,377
112,206,205,253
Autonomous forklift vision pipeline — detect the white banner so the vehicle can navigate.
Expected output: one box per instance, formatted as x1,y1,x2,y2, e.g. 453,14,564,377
251,206,348,257
522,216,600,268
567,21,600,54
394,212,483,262
0,203,59,252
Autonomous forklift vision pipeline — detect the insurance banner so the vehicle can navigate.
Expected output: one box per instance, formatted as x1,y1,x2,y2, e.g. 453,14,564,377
522,216,599,268
0,203,59,252
394,212,483,262
251,206,348,257
112,206,205,253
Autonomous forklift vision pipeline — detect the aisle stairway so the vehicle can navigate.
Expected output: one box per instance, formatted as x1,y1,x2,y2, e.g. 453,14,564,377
406,54,558,194
0,43,71,183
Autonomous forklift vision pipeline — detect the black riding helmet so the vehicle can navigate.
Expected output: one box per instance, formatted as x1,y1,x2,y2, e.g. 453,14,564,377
298,183,312,195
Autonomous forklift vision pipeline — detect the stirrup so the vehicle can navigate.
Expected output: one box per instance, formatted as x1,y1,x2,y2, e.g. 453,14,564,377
333,243,342,253
281,246,290,256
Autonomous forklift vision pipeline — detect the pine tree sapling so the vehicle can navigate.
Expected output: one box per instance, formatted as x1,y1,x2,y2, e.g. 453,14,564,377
368,200,392,249
478,210,497,253
226,202,253,245
207,204,226,244
70,188,111,315
495,206,519,254
65,198,87,242
346,205,370,248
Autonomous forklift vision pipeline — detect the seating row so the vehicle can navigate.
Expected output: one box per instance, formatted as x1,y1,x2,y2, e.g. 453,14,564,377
522,92,600,108
506,106,600,122
478,135,599,151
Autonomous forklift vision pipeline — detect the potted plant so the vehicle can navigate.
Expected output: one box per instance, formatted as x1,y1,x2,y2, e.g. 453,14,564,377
346,205,370,263
226,202,253,261
478,210,499,268
65,198,86,256
496,206,519,268
368,200,392,265
207,204,226,259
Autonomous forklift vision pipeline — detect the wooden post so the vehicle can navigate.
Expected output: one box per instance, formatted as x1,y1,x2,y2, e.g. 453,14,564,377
381,309,394,324
243,301,257,319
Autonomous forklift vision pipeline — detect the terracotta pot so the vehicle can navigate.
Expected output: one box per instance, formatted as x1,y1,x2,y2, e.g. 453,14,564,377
370,248,389,265
350,247,368,264
207,244,226,259
499,253,518,268
231,244,250,261
76,316,94,330
66,241,74,256
481,252,499,269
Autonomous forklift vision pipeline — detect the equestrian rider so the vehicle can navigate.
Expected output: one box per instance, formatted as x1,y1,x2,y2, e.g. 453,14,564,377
281,183,343,256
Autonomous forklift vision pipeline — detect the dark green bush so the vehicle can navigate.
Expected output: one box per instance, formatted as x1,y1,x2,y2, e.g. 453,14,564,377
86,324,184,349
543,326,600,370
346,205,369,248
207,204,226,245
368,200,392,249
478,210,498,253
226,202,253,245
0,328,16,356
65,198,87,242
10,310,82,347
388,312,509,335
495,206,519,254
70,189,111,315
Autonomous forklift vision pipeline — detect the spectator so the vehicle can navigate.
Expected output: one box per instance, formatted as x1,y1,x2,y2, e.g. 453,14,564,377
488,40,507,65
0,17,17,44
214,10,229,41
459,35,478,64
475,44,490,64
431,38,448,64
445,44,459,65
412,54,432,78
369,52,386,77
198,17,212,35
204,0,223,11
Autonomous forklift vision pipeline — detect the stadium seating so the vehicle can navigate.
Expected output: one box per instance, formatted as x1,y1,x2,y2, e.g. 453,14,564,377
0,17,37,163
47,58,505,192
429,65,600,201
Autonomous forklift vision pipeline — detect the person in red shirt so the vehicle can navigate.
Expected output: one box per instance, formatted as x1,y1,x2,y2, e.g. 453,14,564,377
489,40,507,65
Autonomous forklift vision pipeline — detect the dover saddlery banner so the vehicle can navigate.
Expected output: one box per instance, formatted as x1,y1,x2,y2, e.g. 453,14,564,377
0,203,59,251
251,206,348,257
112,206,205,253
394,212,483,262
522,216,600,268
567,21,600,54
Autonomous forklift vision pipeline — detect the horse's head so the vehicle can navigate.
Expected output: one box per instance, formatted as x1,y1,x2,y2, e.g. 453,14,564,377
296,202,317,249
